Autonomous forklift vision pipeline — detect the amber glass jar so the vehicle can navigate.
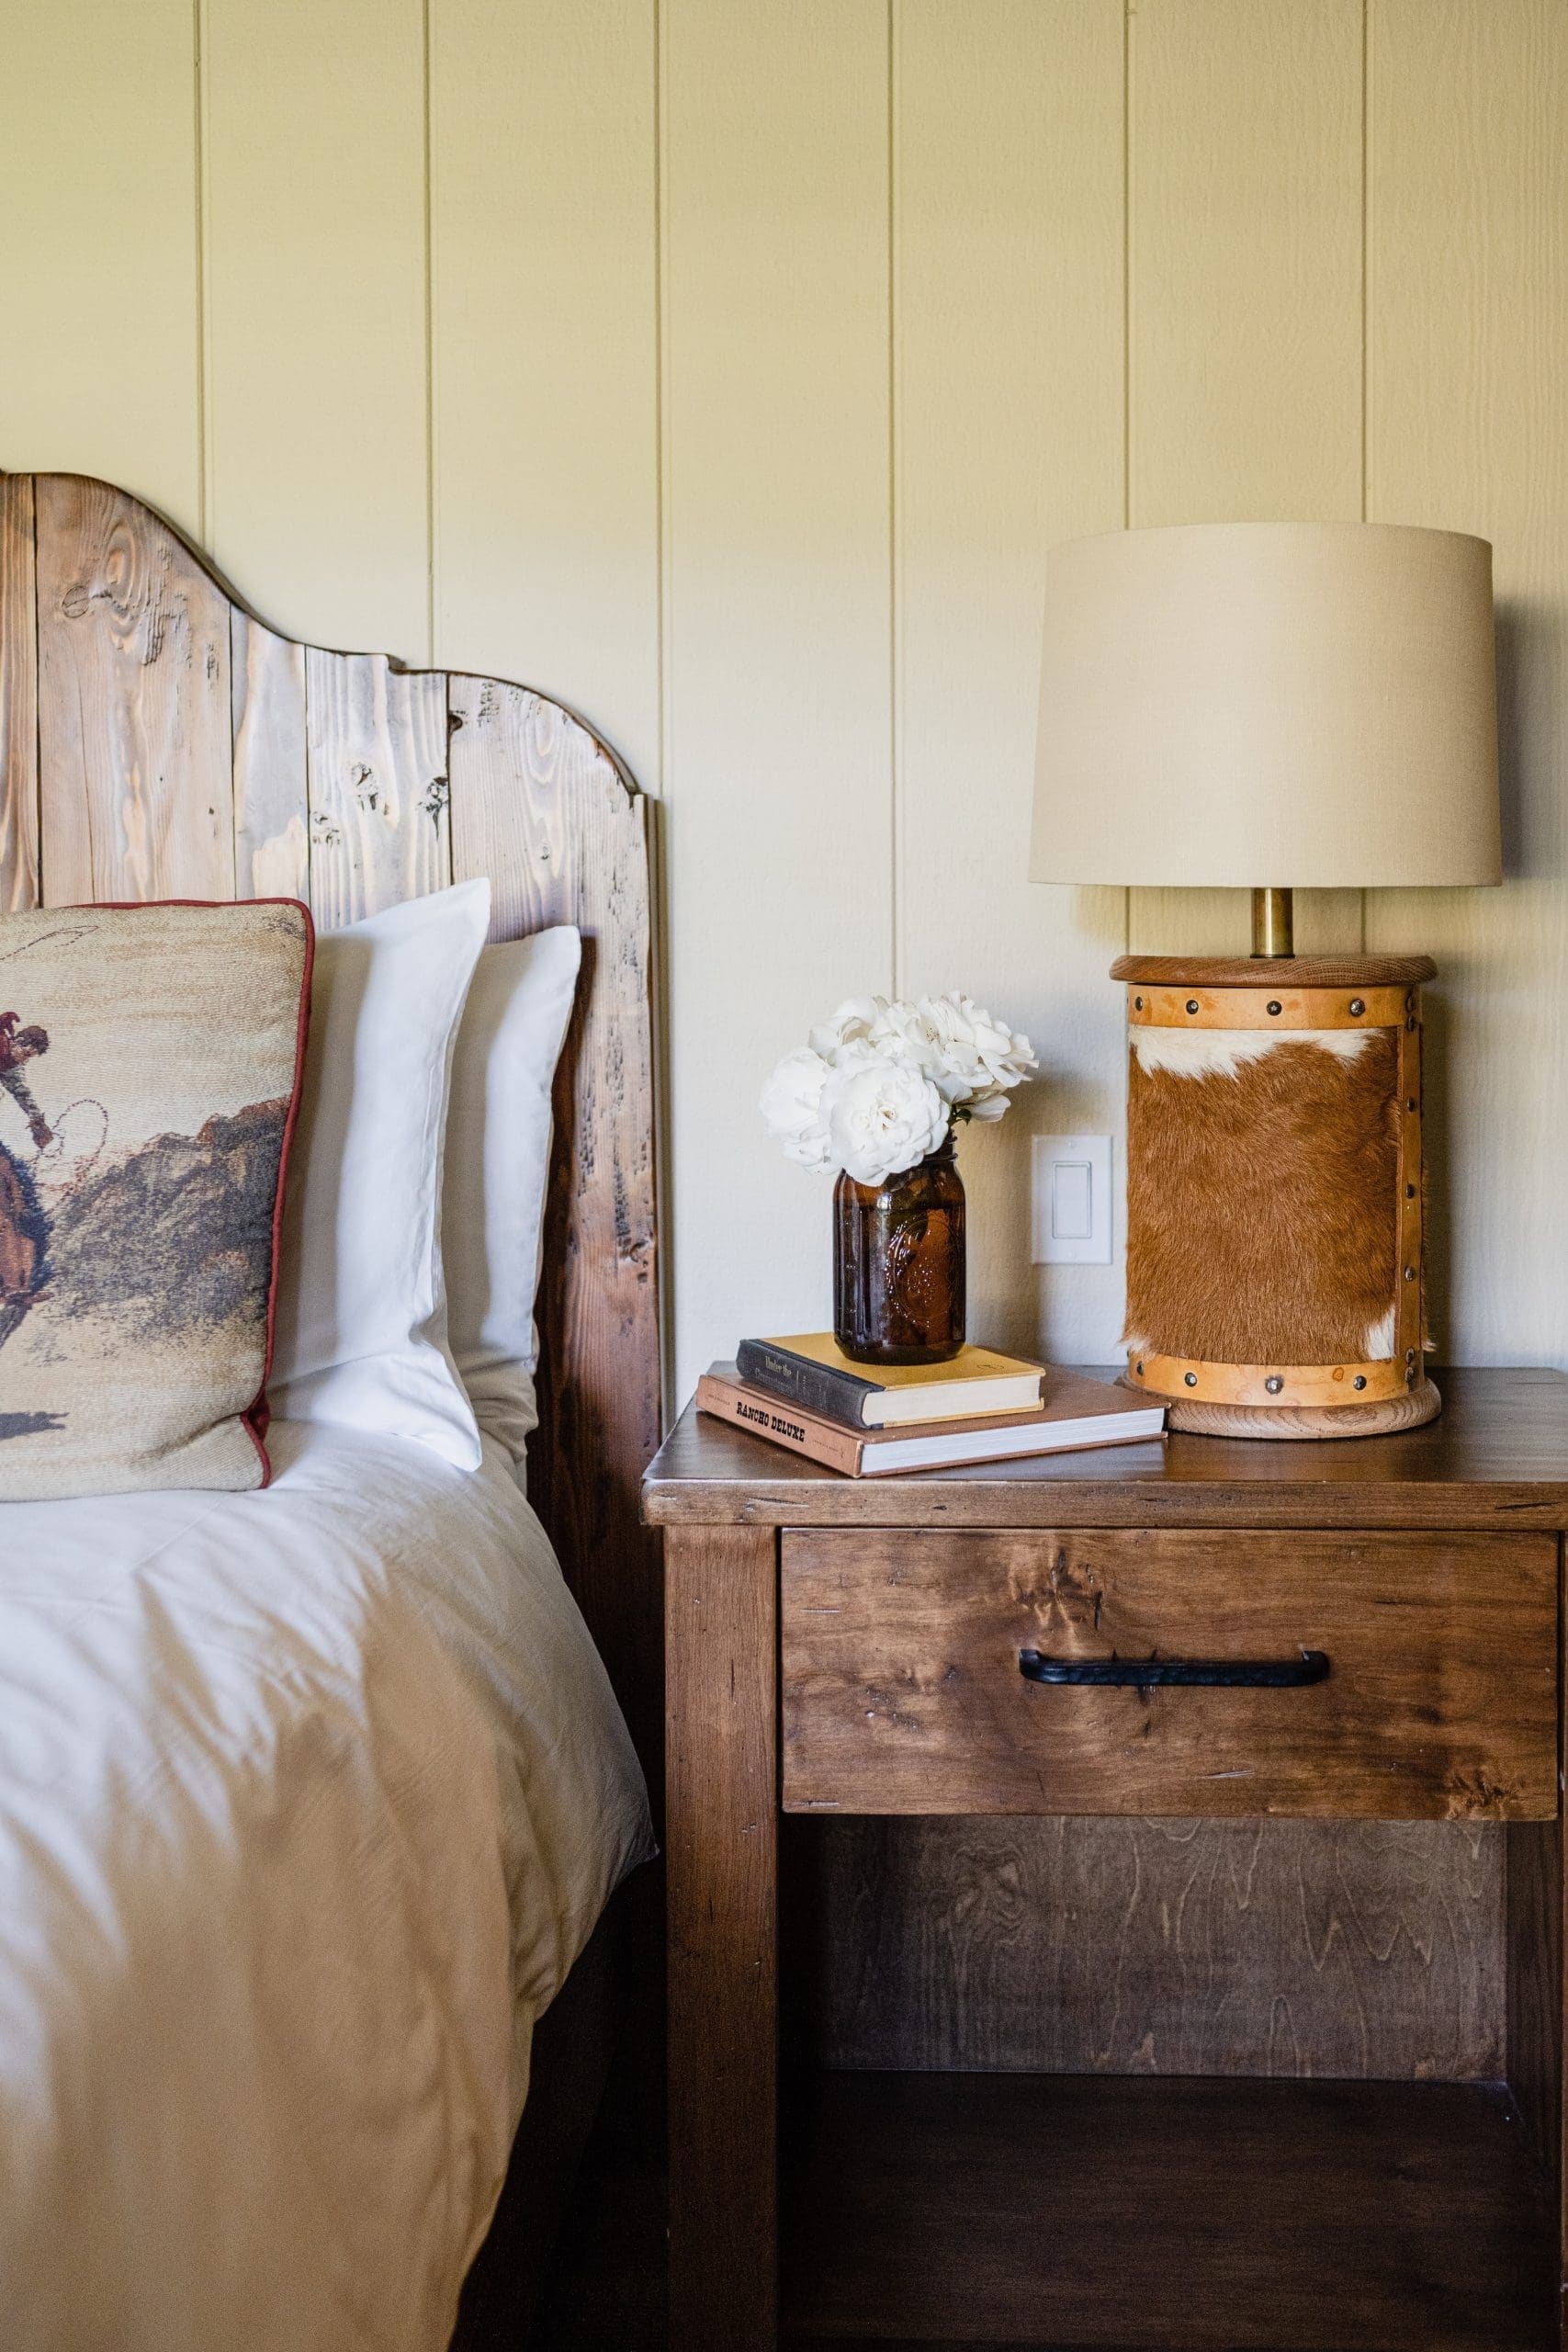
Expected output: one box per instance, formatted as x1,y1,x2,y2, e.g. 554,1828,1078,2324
833,1134,965,1365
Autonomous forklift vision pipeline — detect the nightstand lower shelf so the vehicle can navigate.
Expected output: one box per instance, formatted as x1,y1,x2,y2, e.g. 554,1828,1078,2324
782,2070,1556,2352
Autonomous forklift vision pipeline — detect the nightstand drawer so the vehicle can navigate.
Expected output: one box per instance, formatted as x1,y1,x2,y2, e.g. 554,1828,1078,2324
781,1528,1559,1820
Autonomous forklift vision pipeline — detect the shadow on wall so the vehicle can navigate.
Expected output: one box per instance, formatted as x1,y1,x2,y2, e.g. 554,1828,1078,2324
1495,597,1559,881
1420,594,1552,1359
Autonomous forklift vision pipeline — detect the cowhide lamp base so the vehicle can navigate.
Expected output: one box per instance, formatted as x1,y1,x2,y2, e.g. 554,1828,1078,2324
1111,952,1441,1441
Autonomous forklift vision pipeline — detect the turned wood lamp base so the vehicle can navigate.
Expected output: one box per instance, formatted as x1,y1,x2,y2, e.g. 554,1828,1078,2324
1145,1376,1443,1442
1112,894,1439,1442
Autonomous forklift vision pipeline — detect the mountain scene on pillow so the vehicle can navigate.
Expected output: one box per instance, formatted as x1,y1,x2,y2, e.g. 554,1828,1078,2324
0,902,310,1498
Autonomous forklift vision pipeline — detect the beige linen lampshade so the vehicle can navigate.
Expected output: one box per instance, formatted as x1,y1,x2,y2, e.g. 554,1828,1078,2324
1030,521,1501,888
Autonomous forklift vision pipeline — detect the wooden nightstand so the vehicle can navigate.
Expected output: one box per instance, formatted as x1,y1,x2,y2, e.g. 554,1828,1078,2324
643,1368,1568,2352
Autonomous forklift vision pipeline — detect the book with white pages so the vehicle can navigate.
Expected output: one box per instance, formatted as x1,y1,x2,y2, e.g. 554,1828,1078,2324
697,1365,1166,1476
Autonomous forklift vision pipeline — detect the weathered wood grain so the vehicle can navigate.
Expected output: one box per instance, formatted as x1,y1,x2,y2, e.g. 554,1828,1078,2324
665,1524,778,2352
780,1527,1558,1820
794,1814,1504,2081
1111,952,1438,988
0,474,39,911
34,473,235,903
231,608,308,900
16,473,663,1791
447,673,626,933
449,672,661,1759
1506,1816,1562,2189
303,650,450,925
655,1371,1568,2344
644,1367,1568,1531
1506,1532,1565,2243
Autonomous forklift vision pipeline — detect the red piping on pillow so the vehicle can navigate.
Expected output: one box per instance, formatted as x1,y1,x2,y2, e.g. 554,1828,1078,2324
251,902,315,1487
77,896,316,1489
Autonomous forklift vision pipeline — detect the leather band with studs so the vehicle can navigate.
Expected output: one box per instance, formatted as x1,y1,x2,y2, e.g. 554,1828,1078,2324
1125,984,1412,1031
1125,1351,1416,1409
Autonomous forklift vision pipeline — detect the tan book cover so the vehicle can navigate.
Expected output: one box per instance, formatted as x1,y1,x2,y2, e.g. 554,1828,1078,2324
697,1366,1165,1477
752,1333,1043,1387
735,1332,1047,1427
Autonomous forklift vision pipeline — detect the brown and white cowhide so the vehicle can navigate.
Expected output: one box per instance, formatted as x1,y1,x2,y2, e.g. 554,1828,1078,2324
1124,1026,1401,1368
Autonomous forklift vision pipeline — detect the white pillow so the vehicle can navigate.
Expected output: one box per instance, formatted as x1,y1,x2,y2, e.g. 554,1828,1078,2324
269,880,491,1466
443,925,582,1476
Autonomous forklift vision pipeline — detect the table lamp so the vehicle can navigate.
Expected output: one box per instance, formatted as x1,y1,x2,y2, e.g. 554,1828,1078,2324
1031,521,1501,1438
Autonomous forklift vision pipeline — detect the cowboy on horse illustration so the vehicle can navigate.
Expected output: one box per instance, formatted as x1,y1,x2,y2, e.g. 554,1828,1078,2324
0,1012,53,1348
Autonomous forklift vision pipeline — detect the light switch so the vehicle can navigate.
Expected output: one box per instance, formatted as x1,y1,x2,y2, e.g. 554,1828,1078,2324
1032,1135,1112,1265
1052,1159,1093,1241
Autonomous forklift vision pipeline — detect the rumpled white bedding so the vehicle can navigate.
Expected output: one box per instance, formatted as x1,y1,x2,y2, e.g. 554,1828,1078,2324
0,1420,654,2352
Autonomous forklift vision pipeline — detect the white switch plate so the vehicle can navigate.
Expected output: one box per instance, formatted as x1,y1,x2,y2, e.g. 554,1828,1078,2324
1032,1134,1113,1265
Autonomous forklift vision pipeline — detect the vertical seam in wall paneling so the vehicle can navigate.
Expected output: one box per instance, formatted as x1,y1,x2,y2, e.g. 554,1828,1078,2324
194,0,233,875
422,0,437,668
1359,0,1371,531
1122,0,1135,537
193,0,211,544
653,0,674,1418
1122,0,1135,956
30,491,44,907
887,0,901,999
1358,0,1371,951
655,0,670,797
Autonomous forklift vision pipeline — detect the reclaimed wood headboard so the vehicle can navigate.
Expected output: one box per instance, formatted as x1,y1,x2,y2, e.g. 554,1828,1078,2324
0,470,660,1758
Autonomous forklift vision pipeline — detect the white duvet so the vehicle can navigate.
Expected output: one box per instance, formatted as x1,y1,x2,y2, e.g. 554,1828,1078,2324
0,1422,654,2352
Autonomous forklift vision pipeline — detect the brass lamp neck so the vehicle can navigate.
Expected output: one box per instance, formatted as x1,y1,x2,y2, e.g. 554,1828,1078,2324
1250,887,1294,958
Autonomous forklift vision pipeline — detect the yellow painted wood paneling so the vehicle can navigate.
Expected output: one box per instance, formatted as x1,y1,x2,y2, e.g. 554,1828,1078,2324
1366,0,1568,1366
0,0,201,527
429,0,660,788
895,0,1127,1363
661,0,894,1401
1129,0,1366,962
202,0,430,660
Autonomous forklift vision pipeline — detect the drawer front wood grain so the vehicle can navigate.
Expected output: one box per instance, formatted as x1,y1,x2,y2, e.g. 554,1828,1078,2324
781,1530,1559,1821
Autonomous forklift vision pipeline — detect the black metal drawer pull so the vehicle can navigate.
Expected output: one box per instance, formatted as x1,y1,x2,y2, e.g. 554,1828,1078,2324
1019,1648,1330,1690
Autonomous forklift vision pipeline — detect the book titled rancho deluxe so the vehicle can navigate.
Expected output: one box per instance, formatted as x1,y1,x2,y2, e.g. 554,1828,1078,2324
698,1364,1165,1476
736,1332,1046,1430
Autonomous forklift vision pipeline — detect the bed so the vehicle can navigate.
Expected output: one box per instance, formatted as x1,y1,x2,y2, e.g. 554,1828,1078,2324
0,472,664,2350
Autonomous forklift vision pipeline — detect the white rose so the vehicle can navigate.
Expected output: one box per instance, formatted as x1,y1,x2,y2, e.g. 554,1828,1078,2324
759,1047,835,1171
912,993,1036,1110
822,1057,949,1188
807,996,884,1058
863,997,933,1068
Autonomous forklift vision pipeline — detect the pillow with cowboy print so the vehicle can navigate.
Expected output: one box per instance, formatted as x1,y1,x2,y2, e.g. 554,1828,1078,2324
0,900,311,1498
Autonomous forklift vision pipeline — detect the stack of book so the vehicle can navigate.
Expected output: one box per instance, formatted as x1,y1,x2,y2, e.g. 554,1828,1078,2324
697,1333,1166,1476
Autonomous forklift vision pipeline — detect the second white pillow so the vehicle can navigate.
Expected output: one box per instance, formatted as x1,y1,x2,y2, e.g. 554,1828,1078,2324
269,879,491,1467
443,924,582,1477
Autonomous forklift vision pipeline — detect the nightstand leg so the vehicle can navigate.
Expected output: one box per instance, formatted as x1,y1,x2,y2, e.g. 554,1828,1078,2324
665,1525,779,2350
